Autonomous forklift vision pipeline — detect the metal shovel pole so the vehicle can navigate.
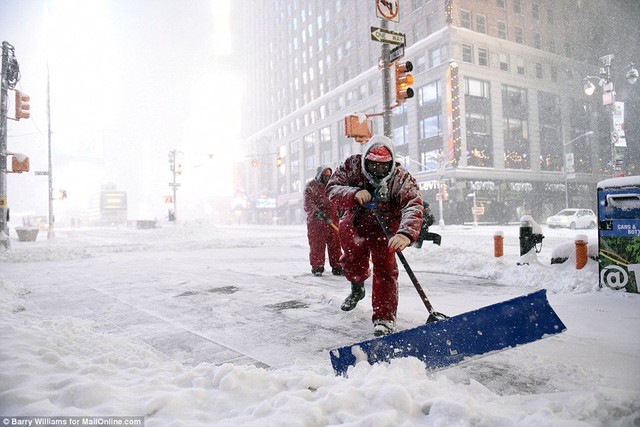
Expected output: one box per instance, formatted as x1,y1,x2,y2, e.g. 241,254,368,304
371,208,448,323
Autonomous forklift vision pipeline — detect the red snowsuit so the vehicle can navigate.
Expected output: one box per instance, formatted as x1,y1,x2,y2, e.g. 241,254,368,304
326,140,422,324
303,167,342,271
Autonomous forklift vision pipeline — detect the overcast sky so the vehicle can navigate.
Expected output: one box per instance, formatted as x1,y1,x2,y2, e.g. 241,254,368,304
1,0,241,222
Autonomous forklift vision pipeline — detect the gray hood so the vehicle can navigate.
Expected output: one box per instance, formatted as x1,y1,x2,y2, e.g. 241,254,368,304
361,135,396,200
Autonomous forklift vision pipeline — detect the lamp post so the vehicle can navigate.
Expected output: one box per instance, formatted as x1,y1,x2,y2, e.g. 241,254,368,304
467,192,478,227
583,55,638,176
562,131,593,209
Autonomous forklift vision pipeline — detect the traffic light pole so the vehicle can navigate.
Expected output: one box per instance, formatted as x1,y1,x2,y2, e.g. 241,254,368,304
47,63,55,239
381,19,392,139
1,42,11,249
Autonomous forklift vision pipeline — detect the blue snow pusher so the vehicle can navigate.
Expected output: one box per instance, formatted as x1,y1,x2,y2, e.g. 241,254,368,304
330,289,566,376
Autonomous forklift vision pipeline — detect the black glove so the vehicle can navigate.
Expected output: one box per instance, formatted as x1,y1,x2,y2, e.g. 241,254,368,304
314,211,328,221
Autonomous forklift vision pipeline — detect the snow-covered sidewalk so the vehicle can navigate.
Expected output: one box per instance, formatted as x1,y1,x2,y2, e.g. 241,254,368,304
1,222,638,426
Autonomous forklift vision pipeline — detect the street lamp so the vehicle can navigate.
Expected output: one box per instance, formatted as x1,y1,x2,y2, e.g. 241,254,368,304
562,131,593,209
467,192,478,227
583,54,638,175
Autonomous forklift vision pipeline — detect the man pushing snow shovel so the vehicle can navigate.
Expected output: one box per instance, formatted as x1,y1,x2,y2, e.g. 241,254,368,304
326,135,423,337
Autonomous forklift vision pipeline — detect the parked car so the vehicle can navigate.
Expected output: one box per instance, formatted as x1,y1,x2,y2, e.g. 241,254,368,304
546,209,597,229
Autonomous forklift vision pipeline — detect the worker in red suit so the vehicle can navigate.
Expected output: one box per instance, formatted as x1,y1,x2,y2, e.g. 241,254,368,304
326,135,423,336
303,166,343,277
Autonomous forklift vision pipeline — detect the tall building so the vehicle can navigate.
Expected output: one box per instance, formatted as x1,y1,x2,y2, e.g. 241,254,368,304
233,0,640,225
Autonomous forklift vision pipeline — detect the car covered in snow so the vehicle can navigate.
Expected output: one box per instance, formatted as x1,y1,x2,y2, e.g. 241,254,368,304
546,209,597,229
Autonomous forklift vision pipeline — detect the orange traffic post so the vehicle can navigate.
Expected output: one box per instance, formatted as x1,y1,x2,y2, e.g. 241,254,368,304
494,231,504,258
575,235,588,270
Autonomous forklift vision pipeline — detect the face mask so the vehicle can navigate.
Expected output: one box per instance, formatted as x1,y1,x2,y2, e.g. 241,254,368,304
319,171,331,185
365,160,392,179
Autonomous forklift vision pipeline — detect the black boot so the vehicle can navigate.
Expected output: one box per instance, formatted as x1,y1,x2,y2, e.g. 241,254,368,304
341,282,365,311
331,266,343,276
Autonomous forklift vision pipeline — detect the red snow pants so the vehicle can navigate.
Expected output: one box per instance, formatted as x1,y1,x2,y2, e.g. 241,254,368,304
307,219,342,270
339,222,399,324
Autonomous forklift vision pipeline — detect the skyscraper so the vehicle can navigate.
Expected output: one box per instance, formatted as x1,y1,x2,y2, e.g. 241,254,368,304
233,0,640,225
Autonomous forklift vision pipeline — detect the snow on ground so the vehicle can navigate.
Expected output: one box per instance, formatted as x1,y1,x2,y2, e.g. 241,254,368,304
0,221,638,426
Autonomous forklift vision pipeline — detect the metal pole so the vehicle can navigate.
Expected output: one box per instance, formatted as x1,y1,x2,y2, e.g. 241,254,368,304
562,134,568,209
171,150,177,222
472,192,478,227
381,19,392,138
47,62,54,239
437,154,446,229
0,42,11,249
608,103,617,176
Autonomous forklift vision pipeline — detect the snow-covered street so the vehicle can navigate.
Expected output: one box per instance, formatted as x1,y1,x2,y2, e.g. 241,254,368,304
1,222,639,426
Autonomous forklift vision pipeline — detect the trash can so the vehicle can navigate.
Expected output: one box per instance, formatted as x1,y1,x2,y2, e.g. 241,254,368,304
597,176,640,293
15,227,39,242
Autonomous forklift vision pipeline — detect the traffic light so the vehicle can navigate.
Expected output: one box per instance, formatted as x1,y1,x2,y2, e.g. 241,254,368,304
15,90,30,120
276,156,283,167
168,151,175,172
394,61,414,103
176,163,183,175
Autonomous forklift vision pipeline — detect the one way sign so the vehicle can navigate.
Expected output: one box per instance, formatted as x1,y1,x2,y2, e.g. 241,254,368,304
370,26,405,45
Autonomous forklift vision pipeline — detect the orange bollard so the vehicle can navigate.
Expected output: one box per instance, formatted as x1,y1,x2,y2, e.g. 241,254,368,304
575,236,588,270
494,231,504,258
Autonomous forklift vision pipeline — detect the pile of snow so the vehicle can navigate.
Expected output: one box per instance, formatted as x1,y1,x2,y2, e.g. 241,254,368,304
1,223,638,426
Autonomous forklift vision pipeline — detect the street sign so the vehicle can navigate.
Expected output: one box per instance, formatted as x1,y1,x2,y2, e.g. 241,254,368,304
169,182,182,187
565,153,575,174
34,171,49,176
376,0,399,23
370,26,405,45
0,198,7,208
389,44,404,62
472,206,485,215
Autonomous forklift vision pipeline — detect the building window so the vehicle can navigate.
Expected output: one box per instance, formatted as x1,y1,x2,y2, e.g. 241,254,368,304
497,21,507,39
499,53,509,71
547,8,554,24
465,77,490,98
548,39,556,54
430,47,441,67
394,125,409,146
496,0,505,8
418,80,440,105
476,15,486,34
514,0,522,14
393,103,409,146
419,115,441,140
503,118,530,169
516,57,525,75
416,55,427,73
460,10,471,29
478,48,489,67
515,27,524,44
532,3,540,19
535,63,543,79
466,112,493,167
502,85,528,114
534,33,541,49
550,66,558,82
414,21,427,42
462,44,473,63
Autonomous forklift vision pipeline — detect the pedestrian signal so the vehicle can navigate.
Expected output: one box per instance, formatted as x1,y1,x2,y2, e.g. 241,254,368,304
15,90,30,120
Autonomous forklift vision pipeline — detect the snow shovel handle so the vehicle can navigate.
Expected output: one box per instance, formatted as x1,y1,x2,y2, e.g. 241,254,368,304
370,208,437,315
